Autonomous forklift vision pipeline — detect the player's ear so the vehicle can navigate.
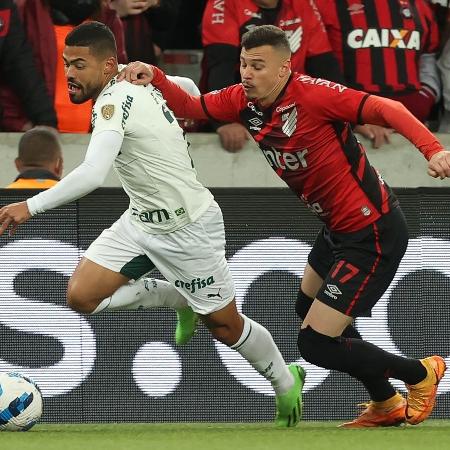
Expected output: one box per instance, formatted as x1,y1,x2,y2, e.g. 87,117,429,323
104,56,117,75
15,157,23,172
279,59,291,78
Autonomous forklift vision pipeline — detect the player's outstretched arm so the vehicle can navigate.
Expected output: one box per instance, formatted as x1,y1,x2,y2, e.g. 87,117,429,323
118,62,207,120
0,131,123,238
360,95,450,179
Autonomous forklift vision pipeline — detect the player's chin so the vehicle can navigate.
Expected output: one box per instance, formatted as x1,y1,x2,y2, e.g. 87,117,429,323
243,88,257,99
69,93,88,104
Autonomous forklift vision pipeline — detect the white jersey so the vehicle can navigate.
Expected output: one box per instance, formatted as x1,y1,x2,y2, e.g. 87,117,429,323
92,76,213,234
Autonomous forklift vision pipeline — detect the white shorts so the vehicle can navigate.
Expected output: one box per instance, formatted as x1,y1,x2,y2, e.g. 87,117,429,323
83,201,235,315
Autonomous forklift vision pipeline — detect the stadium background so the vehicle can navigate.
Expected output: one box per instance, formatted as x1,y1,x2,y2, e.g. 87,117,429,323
0,187,449,422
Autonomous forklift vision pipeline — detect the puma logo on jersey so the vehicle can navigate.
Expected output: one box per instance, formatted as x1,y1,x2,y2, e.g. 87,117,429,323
347,29,421,50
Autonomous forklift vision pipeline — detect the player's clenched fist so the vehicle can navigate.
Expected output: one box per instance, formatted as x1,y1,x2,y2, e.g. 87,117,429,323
117,61,154,85
428,150,450,179
0,201,31,237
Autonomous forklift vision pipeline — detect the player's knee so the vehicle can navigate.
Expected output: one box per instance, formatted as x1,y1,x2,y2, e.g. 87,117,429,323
295,289,314,319
66,283,97,314
208,323,242,346
297,326,337,365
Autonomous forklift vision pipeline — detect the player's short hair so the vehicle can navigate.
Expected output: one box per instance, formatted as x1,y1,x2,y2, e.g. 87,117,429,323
18,127,62,166
241,25,291,54
65,21,117,59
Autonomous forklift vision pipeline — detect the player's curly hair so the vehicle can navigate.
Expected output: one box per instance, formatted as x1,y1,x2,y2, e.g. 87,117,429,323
241,25,291,54
65,21,117,58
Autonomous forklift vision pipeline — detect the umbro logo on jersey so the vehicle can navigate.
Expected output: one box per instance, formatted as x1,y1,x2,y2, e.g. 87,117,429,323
281,107,297,137
248,117,263,131
249,117,263,127
347,29,421,50
285,26,303,53
324,284,342,300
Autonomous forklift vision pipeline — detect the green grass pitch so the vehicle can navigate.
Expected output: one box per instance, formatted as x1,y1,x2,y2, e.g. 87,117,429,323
2,422,450,450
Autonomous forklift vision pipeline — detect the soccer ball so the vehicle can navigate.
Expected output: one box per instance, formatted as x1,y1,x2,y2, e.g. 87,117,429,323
0,372,43,431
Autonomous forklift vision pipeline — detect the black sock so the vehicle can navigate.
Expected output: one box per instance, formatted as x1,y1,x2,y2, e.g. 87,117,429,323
298,326,427,386
340,326,397,401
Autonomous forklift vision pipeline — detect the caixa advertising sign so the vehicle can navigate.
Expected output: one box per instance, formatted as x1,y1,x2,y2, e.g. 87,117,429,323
0,189,449,422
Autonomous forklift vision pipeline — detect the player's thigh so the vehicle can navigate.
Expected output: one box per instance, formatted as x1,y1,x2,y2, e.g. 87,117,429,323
302,298,353,337
302,227,334,298
314,207,408,320
145,202,235,316
69,213,155,306
68,257,130,303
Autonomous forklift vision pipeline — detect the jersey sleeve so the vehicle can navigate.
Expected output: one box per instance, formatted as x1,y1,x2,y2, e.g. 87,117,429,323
303,0,332,57
202,0,240,47
201,84,244,123
297,75,368,124
420,1,440,54
92,83,135,137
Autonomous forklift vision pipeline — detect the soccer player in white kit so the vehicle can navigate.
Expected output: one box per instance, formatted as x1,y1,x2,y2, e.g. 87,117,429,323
0,22,304,426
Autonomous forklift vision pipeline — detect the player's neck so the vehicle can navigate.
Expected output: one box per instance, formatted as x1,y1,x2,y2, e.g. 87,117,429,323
93,71,119,102
257,74,290,109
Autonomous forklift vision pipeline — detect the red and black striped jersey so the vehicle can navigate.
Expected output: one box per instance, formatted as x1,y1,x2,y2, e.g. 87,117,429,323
315,0,439,94
200,74,394,232
202,0,332,73
150,66,444,233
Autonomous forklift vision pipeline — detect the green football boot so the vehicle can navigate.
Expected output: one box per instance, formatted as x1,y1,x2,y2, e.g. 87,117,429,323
175,307,199,345
274,363,306,427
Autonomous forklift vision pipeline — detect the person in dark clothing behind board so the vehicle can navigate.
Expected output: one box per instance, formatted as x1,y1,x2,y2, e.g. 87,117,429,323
0,0,57,131
6,127,63,189
119,24,450,428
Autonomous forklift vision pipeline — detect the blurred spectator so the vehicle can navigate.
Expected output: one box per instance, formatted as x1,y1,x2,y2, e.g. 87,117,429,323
6,127,63,189
315,0,441,124
0,0,57,131
166,0,206,49
110,0,179,64
0,0,126,133
201,0,344,152
436,1,450,131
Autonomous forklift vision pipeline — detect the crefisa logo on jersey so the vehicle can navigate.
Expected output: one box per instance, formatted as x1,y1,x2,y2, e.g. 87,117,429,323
121,95,134,129
175,276,215,294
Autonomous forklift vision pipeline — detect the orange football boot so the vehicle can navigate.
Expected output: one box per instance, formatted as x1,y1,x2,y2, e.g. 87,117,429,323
340,393,406,428
406,355,447,425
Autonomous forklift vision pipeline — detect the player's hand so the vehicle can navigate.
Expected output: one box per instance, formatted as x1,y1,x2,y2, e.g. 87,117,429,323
428,150,450,179
354,124,394,149
217,123,250,153
117,61,154,85
0,202,31,237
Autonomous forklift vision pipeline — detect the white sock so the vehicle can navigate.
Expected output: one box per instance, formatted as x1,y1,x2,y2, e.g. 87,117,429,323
231,314,294,395
91,278,188,314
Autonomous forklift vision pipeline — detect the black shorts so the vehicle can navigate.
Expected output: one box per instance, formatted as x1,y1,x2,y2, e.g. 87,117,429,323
308,206,408,317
